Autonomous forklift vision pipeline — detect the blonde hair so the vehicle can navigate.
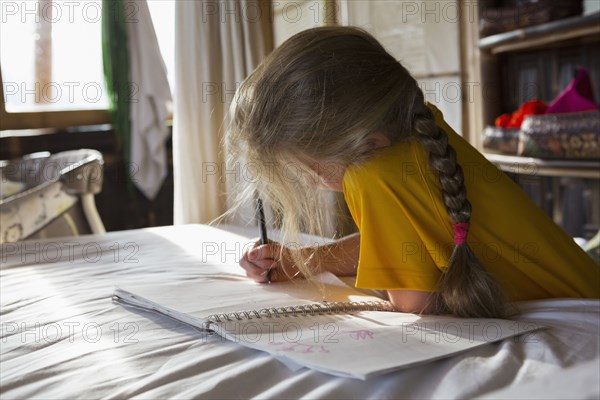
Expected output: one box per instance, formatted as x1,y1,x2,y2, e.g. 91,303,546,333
226,26,507,318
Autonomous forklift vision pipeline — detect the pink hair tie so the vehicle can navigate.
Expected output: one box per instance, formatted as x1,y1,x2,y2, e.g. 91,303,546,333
453,222,470,245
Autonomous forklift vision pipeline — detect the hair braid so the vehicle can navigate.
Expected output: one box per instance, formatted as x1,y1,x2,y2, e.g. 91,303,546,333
412,94,508,318
414,110,470,221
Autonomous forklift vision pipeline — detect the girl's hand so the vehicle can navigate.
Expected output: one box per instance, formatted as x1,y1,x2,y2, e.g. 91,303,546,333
239,240,302,284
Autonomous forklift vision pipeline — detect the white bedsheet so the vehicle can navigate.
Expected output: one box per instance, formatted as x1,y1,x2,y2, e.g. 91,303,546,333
1,224,599,399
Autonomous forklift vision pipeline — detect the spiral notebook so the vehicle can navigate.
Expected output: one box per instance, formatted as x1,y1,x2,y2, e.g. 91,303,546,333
113,288,395,331
113,273,541,380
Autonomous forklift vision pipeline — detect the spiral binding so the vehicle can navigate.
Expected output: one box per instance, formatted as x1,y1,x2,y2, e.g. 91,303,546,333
203,300,395,329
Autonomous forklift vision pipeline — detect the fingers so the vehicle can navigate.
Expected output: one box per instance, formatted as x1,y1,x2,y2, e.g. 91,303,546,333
240,242,281,283
263,265,294,283
239,255,276,283
239,240,298,284
247,242,280,262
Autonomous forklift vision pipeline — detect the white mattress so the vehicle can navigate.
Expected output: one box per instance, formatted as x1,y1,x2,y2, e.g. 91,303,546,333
1,224,598,399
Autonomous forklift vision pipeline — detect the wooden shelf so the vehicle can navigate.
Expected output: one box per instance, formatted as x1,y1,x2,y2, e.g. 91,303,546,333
484,153,600,179
478,12,600,54
475,9,600,238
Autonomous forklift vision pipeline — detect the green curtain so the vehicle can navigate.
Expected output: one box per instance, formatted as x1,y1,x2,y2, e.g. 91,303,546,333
102,0,132,192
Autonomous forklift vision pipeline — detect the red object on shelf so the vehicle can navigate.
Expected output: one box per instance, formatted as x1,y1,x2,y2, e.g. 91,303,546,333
495,114,512,128
495,100,548,129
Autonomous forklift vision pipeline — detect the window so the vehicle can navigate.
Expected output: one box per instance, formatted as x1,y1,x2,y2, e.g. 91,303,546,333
0,0,175,131
1,0,111,130
1,0,109,112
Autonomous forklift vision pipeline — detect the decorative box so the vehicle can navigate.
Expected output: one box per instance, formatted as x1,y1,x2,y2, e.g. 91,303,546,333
518,111,600,159
482,126,520,155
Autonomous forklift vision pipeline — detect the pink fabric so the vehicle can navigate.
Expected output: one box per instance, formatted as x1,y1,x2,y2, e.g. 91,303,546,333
453,222,470,245
547,67,598,114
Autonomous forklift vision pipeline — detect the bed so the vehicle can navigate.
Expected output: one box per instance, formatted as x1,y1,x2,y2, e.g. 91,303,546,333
1,224,598,399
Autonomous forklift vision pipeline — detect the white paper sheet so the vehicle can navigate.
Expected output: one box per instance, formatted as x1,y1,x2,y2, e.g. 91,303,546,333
115,274,541,380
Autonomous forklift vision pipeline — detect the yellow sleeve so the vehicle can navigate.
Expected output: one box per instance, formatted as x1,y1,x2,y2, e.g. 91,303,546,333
342,157,447,292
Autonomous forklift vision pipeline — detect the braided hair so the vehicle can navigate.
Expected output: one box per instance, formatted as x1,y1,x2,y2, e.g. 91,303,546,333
411,93,507,317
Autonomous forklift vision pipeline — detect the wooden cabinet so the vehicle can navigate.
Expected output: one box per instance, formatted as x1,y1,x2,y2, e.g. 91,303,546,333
478,11,600,126
476,9,600,239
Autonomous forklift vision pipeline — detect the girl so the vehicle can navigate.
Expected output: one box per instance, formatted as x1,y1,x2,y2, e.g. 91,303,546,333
227,27,599,318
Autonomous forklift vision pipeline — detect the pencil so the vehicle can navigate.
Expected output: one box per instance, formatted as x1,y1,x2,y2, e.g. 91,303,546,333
256,198,271,283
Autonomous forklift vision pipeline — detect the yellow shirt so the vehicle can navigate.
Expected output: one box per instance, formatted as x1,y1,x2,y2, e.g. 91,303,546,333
342,105,600,301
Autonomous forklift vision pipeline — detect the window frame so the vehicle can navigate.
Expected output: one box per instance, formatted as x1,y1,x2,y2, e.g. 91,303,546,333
0,66,110,131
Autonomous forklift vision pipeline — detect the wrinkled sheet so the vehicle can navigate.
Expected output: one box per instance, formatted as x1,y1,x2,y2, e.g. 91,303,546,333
1,224,599,399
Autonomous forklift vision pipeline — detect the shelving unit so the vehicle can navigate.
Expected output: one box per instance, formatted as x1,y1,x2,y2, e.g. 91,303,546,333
479,12,600,54
476,8,600,239
483,153,600,179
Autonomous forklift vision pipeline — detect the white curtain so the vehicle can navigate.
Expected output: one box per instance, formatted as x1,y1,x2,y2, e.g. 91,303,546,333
126,0,172,200
173,1,270,224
